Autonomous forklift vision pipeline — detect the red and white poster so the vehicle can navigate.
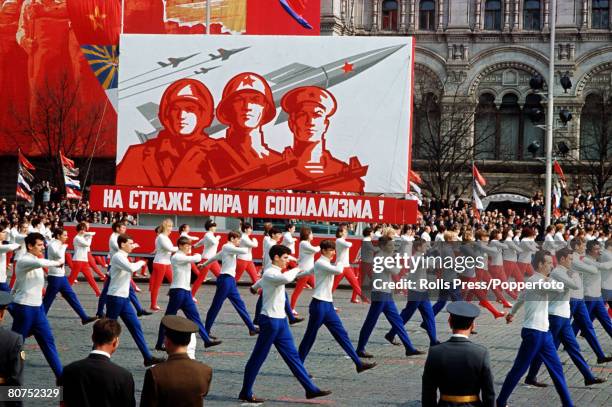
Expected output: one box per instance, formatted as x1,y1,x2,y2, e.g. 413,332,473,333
116,35,414,194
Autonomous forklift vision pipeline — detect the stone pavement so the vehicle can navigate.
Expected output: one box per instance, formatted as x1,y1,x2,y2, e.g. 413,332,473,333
6,280,611,406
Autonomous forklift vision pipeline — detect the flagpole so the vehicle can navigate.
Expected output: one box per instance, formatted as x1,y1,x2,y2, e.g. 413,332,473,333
206,0,211,34
544,0,556,228
121,0,125,34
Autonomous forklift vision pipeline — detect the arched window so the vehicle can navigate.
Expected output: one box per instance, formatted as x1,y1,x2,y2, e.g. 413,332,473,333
382,0,399,31
475,93,497,160
580,93,612,160
484,0,502,30
523,0,541,30
592,0,610,29
419,0,436,31
499,94,520,160
413,93,440,159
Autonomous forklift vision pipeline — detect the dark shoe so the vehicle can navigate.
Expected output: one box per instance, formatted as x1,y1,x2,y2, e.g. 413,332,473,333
209,335,218,340
205,340,222,348
81,316,98,325
471,330,478,335
249,328,260,336
144,356,166,367
524,378,548,387
597,356,612,364
154,345,166,352
239,394,265,403
357,351,373,358
406,349,425,357
137,310,153,317
305,390,332,399
384,332,400,346
356,361,377,373
289,317,305,325
585,377,606,386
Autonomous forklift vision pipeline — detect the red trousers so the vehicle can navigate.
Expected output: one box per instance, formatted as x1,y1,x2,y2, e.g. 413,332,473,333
461,276,505,318
291,274,315,310
488,264,516,300
332,266,362,302
150,263,173,308
87,253,105,279
471,268,512,307
518,262,534,277
68,260,101,296
235,259,259,284
191,260,221,297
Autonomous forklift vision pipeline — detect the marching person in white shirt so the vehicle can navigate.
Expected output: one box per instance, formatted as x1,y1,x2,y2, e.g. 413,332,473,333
235,222,260,284
290,227,319,313
202,231,259,336
524,247,606,387
8,221,29,289
281,223,297,255
568,237,612,363
11,232,65,378
602,240,612,313
332,224,363,304
68,222,101,296
297,239,377,373
496,250,573,407
191,220,222,298
150,219,178,311
581,240,612,339
502,228,525,290
42,228,96,325
517,227,538,277
155,236,222,351
107,234,165,367
179,223,204,282
0,227,20,292
239,244,331,403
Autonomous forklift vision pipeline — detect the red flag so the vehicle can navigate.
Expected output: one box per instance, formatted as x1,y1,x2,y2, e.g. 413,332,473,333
472,203,481,221
66,186,83,200
553,160,566,182
409,169,423,185
16,185,32,202
473,164,486,187
18,150,35,171
66,0,121,45
60,151,75,169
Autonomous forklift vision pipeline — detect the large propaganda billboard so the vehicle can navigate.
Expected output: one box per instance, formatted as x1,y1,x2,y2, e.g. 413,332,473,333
116,35,414,194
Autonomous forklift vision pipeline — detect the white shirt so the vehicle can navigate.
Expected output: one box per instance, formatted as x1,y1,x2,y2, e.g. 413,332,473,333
601,249,612,290
434,233,445,242
372,252,401,293
299,256,343,302
511,272,563,332
281,231,296,254
502,238,522,262
487,240,506,266
153,234,177,265
194,232,220,260
237,233,258,261
0,243,20,283
262,236,276,270
420,231,431,242
12,232,27,262
297,241,320,272
13,252,62,306
202,243,248,278
180,232,200,242
335,237,352,267
171,252,202,290
583,255,612,298
568,253,595,299
47,239,68,277
108,232,120,260
517,238,538,264
109,251,146,298
90,350,111,359
257,264,301,318
547,265,580,318
73,233,93,261
408,251,429,292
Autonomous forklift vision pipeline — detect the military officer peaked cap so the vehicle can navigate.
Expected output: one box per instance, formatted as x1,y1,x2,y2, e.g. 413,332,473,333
161,315,198,334
447,302,480,319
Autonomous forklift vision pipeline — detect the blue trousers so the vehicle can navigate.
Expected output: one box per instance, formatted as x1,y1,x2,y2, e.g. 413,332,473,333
569,298,605,359
43,276,89,321
431,286,462,316
357,292,416,353
11,303,63,378
205,274,256,334
526,315,595,382
106,295,152,360
497,328,573,407
388,291,437,345
240,315,320,399
584,296,612,338
96,268,143,316
0,282,9,292
156,288,212,348
254,292,297,326
298,298,362,367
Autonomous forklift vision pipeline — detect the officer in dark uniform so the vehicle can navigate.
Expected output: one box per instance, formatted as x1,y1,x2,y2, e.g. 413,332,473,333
140,315,212,407
0,291,24,407
422,302,495,407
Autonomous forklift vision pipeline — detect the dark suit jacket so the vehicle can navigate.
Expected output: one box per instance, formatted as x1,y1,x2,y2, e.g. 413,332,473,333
422,336,495,407
59,353,135,407
140,353,212,407
0,326,24,407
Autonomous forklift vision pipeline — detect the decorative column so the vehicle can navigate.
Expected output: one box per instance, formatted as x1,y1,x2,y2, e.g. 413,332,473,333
400,0,408,31
474,0,482,31
408,0,416,31
512,0,519,30
543,0,550,31
372,0,379,32
437,0,444,31
503,0,511,32
580,0,589,29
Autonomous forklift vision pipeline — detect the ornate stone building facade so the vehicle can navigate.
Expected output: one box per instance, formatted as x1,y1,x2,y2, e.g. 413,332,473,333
321,0,612,195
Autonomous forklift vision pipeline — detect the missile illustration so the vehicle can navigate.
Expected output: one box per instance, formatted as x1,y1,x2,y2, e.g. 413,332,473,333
133,44,407,141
